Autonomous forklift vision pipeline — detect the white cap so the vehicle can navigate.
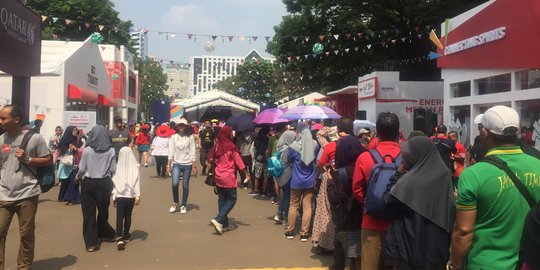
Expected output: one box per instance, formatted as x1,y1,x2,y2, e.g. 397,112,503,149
481,105,519,136
177,119,188,125
473,114,483,125
359,128,370,134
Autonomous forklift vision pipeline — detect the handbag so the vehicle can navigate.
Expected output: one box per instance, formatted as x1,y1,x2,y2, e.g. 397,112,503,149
204,146,219,196
204,146,217,187
60,151,74,166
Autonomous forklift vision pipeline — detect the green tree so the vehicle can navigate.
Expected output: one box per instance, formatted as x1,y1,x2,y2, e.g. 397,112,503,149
136,58,168,121
214,60,279,105
268,0,488,94
26,0,133,50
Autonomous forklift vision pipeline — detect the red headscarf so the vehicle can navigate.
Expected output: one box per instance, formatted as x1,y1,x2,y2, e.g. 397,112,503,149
209,126,237,159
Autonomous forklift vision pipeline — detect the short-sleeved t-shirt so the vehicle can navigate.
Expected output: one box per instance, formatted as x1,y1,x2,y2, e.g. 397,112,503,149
109,129,131,157
0,131,50,201
457,146,540,270
199,128,215,149
317,141,337,166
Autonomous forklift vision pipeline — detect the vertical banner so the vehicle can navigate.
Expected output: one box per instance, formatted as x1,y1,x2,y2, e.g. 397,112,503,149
152,100,171,124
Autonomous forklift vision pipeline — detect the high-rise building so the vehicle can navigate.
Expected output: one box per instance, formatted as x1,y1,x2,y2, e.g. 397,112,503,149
130,31,148,59
188,49,273,96
164,63,190,99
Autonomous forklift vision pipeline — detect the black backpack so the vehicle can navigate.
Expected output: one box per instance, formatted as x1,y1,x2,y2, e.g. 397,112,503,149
19,131,56,193
327,166,362,231
481,156,540,269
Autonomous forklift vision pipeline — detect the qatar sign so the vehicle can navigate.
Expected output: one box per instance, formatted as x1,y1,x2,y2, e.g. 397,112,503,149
0,0,41,76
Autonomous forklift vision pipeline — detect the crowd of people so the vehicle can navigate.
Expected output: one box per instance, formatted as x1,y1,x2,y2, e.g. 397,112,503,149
0,103,539,269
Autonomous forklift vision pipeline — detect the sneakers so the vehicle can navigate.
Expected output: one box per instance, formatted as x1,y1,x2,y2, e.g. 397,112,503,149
86,244,100,252
210,219,223,235
248,191,259,196
284,231,294,239
300,234,309,242
169,204,178,213
273,214,282,223
116,240,125,251
180,206,187,214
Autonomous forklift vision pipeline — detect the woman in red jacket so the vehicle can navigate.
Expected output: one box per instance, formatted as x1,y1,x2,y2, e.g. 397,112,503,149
208,126,250,235
135,125,151,167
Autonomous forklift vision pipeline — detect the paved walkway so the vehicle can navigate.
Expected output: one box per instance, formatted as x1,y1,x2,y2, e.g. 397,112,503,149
3,160,332,270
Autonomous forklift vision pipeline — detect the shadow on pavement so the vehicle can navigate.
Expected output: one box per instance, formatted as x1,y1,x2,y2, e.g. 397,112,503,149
186,204,200,211
33,254,77,270
38,198,52,203
131,230,149,241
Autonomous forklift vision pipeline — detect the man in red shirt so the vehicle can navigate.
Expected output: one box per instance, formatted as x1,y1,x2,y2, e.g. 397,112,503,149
352,112,401,270
448,131,466,187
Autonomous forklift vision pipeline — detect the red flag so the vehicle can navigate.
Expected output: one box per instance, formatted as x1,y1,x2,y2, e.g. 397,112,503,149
346,33,351,39
319,35,325,41
65,19,72,25
287,56,292,62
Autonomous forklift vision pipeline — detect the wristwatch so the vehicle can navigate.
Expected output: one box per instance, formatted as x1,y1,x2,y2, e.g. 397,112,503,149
23,156,32,164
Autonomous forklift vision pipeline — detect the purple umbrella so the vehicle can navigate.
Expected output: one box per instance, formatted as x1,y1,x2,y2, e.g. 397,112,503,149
280,105,341,120
253,108,290,125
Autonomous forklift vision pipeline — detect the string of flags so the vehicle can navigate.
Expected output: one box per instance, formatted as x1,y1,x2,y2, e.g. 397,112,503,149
38,13,439,46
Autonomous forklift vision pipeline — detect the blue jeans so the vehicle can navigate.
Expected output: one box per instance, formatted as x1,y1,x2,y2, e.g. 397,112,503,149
215,187,237,228
277,180,291,219
172,164,192,206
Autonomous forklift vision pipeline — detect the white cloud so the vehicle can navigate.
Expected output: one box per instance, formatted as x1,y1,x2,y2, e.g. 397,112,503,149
161,4,222,34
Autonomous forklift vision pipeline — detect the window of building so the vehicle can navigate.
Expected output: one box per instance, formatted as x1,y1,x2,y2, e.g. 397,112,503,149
517,69,540,90
476,73,511,95
450,81,471,97
129,76,136,98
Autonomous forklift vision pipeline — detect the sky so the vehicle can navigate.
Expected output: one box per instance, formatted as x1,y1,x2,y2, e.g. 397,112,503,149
110,0,288,63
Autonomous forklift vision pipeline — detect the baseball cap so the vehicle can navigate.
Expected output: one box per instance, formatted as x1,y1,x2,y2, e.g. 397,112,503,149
473,114,483,125
359,128,370,134
481,105,519,136
177,119,188,125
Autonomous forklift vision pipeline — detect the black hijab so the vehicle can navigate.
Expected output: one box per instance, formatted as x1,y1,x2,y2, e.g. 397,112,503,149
87,125,113,153
390,136,455,233
58,126,82,156
335,135,365,168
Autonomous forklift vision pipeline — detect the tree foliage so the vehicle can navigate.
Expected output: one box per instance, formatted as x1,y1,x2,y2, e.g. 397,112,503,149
136,58,168,121
267,0,489,94
214,60,283,105
26,0,133,50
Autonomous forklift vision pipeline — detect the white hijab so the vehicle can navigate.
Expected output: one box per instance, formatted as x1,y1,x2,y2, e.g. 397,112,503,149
112,147,139,194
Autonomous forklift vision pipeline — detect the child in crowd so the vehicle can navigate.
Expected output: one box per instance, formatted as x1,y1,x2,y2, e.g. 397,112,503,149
112,147,141,251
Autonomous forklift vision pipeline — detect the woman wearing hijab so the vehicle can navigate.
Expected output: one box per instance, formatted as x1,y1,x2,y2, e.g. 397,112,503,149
76,125,117,252
383,136,455,269
208,126,249,234
273,130,296,226
166,120,196,214
330,133,366,270
284,127,320,241
57,126,84,205
112,147,141,251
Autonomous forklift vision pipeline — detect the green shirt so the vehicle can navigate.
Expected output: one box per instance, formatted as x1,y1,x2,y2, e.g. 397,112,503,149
457,146,540,270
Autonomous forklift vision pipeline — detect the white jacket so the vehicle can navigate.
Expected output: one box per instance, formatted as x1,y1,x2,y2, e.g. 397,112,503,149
168,134,196,165
151,136,169,156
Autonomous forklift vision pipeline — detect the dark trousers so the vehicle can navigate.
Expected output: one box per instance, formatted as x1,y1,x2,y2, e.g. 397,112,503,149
200,148,211,173
155,156,168,177
81,178,116,248
277,180,291,218
115,197,135,239
215,187,237,228
240,155,253,184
